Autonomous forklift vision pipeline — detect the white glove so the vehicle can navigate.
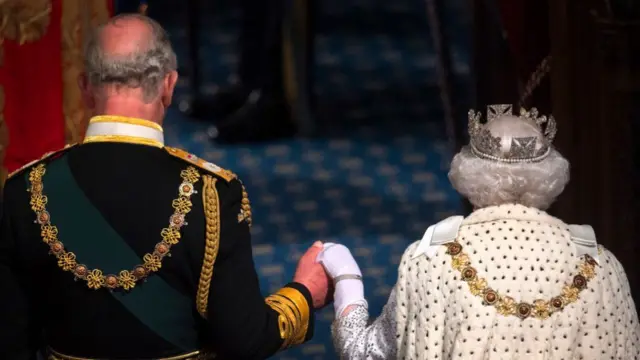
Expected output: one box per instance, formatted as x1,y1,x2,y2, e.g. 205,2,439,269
317,243,368,317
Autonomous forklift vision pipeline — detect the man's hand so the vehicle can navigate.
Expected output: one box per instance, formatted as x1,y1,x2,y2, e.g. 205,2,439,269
293,241,332,309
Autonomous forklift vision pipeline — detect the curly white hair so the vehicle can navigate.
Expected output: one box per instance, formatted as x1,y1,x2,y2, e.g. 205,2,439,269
448,115,570,210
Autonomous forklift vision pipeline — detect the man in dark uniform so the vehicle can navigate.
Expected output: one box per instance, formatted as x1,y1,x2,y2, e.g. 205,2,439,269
0,14,329,360
185,0,316,142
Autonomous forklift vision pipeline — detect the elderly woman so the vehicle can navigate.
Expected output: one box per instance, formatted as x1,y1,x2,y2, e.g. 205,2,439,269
319,105,640,359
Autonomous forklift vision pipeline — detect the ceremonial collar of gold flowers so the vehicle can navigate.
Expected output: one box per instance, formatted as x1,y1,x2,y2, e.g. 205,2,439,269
28,163,200,291
445,240,598,320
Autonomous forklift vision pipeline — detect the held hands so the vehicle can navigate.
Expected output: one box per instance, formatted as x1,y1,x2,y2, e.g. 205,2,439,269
292,241,367,315
293,241,333,309
317,243,367,317
317,243,362,279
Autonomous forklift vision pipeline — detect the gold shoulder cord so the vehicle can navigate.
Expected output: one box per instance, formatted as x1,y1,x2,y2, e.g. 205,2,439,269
164,147,236,182
265,287,310,349
196,175,221,318
238,182,252,227
28,164,201,291
445,240,598,320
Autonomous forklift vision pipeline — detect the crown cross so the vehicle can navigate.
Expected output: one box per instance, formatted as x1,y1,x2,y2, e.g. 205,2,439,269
468,105,557,163
487,104,512,121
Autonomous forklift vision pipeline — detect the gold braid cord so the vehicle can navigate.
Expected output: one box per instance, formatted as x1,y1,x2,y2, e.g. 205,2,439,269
445,240,598,320
518,55,552,108
265,287,310,349
238,183,252,227
28,164,201,291
196,175,221,318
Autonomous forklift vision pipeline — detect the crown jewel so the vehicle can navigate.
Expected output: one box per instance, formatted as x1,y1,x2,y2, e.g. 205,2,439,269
468,104,557,163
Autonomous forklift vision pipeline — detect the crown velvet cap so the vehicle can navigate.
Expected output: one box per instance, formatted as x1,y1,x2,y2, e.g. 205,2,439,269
467,104,558,163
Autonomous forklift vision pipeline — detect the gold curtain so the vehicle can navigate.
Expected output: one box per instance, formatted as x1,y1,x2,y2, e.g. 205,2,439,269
61,0,110,145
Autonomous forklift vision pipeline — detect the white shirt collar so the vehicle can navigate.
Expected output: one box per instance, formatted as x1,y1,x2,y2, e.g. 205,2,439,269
83,115,164,148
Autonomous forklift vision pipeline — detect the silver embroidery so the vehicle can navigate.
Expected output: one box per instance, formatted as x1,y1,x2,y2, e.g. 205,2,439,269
331,289,399,359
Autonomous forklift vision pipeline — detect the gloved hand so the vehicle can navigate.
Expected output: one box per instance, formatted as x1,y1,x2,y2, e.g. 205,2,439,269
317,243,368,317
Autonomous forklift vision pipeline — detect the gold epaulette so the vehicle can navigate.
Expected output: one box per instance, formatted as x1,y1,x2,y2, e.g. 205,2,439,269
7,144,76,180
164,147,236,182
164,147,252,227
164,147,252,225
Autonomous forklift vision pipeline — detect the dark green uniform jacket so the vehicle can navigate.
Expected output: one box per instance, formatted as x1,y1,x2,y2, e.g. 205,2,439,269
0,116,314,360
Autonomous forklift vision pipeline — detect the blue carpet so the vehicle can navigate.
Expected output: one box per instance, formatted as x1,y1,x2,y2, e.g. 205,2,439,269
164,113,461,359
133,0,470,358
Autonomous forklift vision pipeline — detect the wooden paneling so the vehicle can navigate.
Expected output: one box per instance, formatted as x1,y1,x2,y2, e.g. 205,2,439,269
548,0,639,306
474,0,639,307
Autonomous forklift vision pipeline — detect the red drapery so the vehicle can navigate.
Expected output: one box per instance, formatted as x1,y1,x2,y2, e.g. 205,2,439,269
1,1,65,173
498,0,550,81
0,0,113,176
498,0,527,79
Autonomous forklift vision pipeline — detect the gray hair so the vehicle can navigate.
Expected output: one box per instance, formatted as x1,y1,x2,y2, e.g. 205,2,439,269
448,115,570,210
84,14,177,102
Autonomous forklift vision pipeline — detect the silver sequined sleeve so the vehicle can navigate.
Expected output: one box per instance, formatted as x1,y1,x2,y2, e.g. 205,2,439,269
330,288,398,360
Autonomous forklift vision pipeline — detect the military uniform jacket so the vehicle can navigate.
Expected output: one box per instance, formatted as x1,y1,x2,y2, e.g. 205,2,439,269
0,116,315,360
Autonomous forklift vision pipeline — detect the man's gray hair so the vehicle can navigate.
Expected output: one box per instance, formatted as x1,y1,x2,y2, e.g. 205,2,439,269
84,14,177,102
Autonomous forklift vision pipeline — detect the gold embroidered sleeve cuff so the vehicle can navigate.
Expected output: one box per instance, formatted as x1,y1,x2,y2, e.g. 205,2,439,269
265,285,312,349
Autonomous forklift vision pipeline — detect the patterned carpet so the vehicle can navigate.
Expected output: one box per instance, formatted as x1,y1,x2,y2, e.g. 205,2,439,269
134,0,471,358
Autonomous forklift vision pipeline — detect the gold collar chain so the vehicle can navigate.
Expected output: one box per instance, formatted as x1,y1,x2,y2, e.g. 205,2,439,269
445,240,598,320
28,164,201,291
